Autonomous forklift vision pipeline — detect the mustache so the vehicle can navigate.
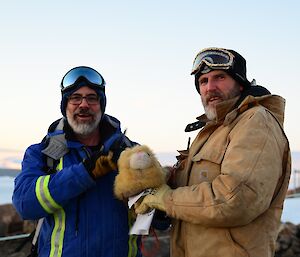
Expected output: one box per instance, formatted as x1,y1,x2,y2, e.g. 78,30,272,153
204,92,223,102
74,109,94,115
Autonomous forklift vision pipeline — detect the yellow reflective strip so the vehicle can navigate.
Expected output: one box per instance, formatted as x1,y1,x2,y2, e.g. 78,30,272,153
56,158,63,171
128,237,132,257
128,212,132,257
128,234,138,257
49,209,66,257
57,210,66,256
127,211,138,257
132,235,138,257
36,176,52,213
49,157,65,257
43,176,61,210
36,175,61,213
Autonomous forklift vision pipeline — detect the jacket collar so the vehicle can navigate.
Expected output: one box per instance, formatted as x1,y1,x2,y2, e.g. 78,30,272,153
197,94,286,127
197,96,240,126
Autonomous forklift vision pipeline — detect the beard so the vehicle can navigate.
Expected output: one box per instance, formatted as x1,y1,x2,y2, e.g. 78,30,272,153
201,85,241,120
66,108,102,136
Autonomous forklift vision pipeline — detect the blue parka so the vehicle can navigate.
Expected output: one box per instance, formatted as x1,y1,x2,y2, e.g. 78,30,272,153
13,114,141,257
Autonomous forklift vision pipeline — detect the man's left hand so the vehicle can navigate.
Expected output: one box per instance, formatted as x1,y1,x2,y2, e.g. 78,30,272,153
134,184,172,214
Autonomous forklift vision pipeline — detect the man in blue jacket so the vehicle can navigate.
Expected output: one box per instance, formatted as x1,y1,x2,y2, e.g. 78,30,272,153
13,66,141,257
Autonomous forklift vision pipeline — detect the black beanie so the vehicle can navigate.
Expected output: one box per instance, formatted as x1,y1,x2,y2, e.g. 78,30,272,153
226,49,251,88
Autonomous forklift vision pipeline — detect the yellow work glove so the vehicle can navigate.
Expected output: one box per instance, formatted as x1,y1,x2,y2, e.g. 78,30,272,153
83,151,117,179
134,184,172,214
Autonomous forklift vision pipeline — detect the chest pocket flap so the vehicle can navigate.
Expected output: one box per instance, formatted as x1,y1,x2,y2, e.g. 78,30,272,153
191,145,226,165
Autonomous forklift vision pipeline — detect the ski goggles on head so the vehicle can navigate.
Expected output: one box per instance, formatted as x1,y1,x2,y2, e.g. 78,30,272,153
61,66,106,92
191,48,235,75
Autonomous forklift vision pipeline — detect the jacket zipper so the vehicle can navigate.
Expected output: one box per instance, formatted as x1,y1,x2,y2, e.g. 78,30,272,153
74,147,91,237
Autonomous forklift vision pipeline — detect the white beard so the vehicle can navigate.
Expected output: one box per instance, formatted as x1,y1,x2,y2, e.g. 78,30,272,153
203,105,217,120
66,110,102,136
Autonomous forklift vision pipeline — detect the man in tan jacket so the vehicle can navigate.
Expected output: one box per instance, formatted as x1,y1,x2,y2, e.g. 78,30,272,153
135,47,291,257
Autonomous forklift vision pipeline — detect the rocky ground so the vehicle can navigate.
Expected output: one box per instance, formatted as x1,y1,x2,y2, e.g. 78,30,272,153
0,237,32,257
275,222,300,257
1,204,300,257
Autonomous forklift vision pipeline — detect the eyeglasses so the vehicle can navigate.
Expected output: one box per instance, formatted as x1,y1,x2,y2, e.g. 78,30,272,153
68,94,100,105
61,66,106,92
191,48,235,75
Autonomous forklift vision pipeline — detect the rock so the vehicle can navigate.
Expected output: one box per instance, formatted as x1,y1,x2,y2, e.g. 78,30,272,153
0,204,35,237
275,222,300,257
0,204,24,237
0,204,34,256
23,220,35,234
0,236,32,257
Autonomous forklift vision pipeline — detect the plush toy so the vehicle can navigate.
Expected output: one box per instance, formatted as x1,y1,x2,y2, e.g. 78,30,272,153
114,145,167,201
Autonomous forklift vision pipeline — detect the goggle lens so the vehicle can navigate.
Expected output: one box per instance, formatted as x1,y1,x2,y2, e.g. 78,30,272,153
61,66,105,92
191,48,234,75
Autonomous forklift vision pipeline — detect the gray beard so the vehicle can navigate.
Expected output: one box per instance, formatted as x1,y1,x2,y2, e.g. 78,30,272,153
204,105,217,120
66,110,102,136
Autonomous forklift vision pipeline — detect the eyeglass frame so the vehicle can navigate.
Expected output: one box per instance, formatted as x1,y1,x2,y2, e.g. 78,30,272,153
67,94,100,105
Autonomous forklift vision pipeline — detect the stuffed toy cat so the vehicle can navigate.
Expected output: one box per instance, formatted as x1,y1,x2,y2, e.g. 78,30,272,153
114,145,167,201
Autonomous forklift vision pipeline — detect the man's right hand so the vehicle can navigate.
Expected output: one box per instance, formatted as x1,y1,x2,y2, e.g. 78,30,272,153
93,151,117,177
83,151,117,179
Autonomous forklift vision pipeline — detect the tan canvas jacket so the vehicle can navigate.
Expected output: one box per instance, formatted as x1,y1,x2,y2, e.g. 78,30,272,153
164,94,291,257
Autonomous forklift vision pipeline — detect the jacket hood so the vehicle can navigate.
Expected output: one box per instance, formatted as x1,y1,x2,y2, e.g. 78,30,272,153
238,94,286,125
211,94,286,127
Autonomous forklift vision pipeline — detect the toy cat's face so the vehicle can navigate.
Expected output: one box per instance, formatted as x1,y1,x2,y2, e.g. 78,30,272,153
114,145,166,200
129,150,152,170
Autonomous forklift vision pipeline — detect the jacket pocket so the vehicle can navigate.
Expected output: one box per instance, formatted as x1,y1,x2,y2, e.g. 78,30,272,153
184,224,249,257
189,145,226,185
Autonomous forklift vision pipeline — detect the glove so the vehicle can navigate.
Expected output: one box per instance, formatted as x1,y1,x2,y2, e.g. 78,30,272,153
134,184,172,214
83,151,117,179
93,151,117,177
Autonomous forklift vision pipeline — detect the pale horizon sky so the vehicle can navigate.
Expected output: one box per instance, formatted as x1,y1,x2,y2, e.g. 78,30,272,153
1,1,300,159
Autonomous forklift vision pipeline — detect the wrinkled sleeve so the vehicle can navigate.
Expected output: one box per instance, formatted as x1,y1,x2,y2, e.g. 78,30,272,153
12,143,95,220
164,109,286,227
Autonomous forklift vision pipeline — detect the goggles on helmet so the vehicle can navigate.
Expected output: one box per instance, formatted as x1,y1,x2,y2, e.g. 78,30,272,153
61,66,106,92
191,48,235,75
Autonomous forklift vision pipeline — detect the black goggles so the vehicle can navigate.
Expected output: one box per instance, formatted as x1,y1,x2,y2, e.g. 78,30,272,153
61,66,106,92
191,48,234,75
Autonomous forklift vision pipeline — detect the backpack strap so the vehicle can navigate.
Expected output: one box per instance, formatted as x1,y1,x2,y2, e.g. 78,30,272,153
41,118,69,172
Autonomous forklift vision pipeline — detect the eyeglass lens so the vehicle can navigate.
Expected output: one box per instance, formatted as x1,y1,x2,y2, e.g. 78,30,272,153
68,95,99,105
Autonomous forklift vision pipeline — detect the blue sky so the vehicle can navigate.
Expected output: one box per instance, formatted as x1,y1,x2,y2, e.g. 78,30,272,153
1,0,300,156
